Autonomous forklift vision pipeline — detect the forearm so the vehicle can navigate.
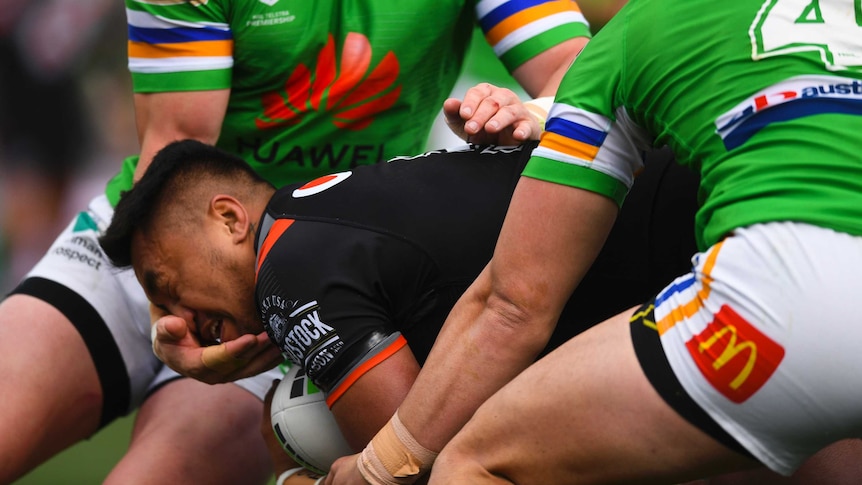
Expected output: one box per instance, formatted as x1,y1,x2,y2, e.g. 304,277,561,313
133,89,229,180
353,280,552,484
398,180,620,452
397,274,552,451
354,179,619,484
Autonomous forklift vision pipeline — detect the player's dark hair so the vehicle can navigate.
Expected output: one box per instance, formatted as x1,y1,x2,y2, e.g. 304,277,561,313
99,139,270,268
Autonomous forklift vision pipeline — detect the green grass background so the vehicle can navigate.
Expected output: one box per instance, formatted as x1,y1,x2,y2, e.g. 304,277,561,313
15,414,135,484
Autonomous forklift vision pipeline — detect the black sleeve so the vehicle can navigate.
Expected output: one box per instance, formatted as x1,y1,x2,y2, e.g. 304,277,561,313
256,219,436,393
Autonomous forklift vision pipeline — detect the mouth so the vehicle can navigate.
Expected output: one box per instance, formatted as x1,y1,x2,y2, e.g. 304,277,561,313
199,318,224,346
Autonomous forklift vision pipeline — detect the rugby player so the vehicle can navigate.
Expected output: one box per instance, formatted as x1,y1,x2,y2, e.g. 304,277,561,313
0,1,598,482
98,137,698,484
411,0,862,483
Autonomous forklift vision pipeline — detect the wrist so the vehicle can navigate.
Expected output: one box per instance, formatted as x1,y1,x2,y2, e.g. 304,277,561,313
524,96,554,132
356,410,438,485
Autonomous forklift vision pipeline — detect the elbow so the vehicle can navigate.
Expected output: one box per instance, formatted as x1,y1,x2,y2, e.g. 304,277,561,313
482,287,558,357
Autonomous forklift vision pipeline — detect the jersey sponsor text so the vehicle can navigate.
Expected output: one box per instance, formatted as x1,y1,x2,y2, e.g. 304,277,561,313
715,75,862,149
281,302,337,360
236,138,386,170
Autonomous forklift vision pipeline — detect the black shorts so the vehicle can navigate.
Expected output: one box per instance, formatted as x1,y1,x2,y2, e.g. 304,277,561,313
629,300,754,458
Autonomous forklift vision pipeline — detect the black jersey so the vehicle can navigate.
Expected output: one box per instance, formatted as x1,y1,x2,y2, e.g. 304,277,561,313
254,142,699,405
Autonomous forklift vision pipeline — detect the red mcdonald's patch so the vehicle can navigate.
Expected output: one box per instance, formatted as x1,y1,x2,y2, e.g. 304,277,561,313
685,305,784,403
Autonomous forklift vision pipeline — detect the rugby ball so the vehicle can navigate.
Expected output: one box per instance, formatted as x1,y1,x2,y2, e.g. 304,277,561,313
270,363,354,474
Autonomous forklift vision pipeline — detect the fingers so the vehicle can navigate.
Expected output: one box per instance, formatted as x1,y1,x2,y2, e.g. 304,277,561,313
201,334,282,380
460,83,521,133
151,315,193,362
442,98,468,141
152,317,281,383
201,343,250,373
223,335,285,378
445,83,540,145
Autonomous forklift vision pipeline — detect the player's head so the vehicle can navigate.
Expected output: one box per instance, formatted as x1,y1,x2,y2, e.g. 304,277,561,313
100,139,276,344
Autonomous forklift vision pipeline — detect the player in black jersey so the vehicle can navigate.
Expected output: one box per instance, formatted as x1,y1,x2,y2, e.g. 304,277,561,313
99,137,698,462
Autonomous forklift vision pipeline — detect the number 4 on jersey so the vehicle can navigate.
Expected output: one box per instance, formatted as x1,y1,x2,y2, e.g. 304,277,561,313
751,0,862,72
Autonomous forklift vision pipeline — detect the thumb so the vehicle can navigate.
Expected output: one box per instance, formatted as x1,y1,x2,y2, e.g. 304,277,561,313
155,314,190,341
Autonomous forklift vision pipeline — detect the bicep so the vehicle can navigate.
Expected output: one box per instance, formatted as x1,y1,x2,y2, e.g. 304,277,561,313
133,89,230,179
512,38,588,97
329,345,420,450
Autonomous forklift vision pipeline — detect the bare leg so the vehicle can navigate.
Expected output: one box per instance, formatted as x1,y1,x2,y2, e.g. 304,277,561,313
431,309,758,485
105,378,273,485
0,294,272,485
702,439,862,485
0,295,103,484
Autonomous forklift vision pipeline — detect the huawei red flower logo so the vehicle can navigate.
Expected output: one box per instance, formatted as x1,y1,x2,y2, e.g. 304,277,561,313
256,32,401,131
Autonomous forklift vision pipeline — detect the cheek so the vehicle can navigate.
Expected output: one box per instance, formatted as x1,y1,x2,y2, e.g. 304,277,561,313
223,317,263,341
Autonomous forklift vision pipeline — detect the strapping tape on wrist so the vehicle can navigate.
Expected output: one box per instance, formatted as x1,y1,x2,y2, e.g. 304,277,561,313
357,410,438,485
524,96,554,132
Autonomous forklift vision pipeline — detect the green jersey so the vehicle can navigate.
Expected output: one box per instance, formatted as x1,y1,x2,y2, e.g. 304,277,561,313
524,0,862,249
108,0,592,204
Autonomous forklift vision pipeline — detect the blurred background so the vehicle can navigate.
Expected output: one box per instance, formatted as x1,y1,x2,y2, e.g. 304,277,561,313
0,0,137,294
1,0,615,482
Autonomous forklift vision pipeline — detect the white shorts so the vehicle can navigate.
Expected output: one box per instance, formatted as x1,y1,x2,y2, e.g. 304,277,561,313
653,222,862,475
11,194,285,427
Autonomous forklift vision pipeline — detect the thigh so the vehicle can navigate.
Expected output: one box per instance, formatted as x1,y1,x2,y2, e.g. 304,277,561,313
14,195,159,418
705,439,862,484
107,378,275,485
654,222,862,475
0,294,103,483
435,310,754,485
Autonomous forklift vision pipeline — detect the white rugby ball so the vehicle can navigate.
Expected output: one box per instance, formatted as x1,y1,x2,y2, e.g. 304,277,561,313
270,364,353,474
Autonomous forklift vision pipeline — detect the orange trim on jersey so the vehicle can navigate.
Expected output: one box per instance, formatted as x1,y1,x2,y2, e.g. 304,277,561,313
128,39,233,58
656,240,725,335
485,1,582,45
325,335,408,408
541,130,600,161
256,219,294,278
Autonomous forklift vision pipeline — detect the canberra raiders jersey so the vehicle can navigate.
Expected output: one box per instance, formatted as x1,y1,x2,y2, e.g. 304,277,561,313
524,0,862,250
109,0,591,202
252,143,699,406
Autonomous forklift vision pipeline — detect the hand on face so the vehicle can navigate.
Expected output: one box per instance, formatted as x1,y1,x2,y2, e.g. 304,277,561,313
150,303,284,383
443,82,542,146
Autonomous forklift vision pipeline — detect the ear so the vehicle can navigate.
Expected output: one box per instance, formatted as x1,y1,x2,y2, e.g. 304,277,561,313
209,195,253,244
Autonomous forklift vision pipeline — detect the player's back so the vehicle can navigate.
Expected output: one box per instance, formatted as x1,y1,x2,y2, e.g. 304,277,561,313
555,0,862,249
266,143,532,282
260,143,699,366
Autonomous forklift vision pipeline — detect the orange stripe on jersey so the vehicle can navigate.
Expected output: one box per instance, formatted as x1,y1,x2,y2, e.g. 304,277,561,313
128,39,233,59
541,130,600,161
256,219,294,278
325,335,408,407
485,1,581,45
657,240,725,335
